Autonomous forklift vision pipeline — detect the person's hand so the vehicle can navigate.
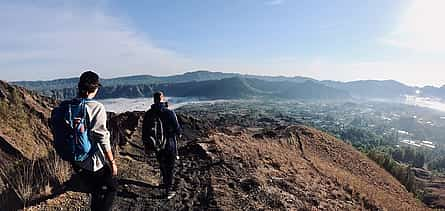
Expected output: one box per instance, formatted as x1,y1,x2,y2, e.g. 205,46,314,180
105,150,117,176
111,161,118,176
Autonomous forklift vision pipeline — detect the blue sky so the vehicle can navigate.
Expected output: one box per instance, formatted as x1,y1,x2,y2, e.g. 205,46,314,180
1,0,445,86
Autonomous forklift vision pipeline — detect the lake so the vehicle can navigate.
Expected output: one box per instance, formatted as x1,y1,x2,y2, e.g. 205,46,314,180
405,95,445,113
100,95,445,114
99,97,231,113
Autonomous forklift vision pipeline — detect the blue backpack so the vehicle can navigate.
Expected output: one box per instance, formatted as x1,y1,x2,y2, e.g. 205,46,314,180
51,98,97,162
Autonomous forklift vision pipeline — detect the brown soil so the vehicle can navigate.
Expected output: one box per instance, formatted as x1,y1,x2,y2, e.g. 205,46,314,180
0,82,432,210
0,81,57,162
29,111,428,210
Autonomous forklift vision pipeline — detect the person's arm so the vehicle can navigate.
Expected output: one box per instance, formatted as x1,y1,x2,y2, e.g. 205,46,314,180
90,103,117,176
169,110,182,136
141,110,153,153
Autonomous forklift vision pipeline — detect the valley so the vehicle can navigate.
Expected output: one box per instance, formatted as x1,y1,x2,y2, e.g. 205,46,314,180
13,70,445,102
1,79,445,210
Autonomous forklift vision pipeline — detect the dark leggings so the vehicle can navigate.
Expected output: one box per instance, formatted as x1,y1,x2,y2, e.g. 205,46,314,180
156,137,177,192
78,166,117,211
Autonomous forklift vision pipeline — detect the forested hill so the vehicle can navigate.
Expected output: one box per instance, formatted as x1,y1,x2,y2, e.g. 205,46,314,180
0,81,432,210
12,71,313,92
47,77,351,100
11,70,445,101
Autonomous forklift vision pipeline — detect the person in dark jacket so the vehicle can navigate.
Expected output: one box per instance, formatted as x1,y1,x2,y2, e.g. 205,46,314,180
142,91,181,199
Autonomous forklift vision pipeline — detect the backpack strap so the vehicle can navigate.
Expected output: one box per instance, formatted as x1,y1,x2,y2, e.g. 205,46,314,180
79,98,98,157
79,98,95,129
68,103,73,129
80,98,88,127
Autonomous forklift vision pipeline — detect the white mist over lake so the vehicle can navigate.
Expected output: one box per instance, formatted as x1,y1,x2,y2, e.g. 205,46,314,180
405,95,445,112
100,95,445,114
99,97,231,113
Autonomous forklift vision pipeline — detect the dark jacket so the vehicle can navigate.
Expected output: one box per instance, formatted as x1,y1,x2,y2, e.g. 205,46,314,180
142,102,181,145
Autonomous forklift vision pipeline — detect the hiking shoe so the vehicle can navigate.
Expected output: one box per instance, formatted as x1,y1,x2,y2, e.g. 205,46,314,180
166,191,176,200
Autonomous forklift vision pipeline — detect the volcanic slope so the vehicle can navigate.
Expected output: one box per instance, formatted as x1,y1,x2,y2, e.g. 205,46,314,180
0,81,60,209
0,81,57,162
29,109,428,210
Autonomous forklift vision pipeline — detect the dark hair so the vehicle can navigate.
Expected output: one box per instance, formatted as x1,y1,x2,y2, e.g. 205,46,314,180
78,71,101,98
153,91,163,103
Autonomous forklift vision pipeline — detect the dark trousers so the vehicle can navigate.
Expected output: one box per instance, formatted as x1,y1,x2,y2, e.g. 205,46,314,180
78,165,117,211
156,137,177,192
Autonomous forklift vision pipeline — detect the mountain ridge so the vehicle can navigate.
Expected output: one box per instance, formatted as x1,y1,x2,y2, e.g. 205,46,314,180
29,106,429,210
0,81,431,210
11,70,445,101
30,76,351,100
11,70,315,88
0,81,57,160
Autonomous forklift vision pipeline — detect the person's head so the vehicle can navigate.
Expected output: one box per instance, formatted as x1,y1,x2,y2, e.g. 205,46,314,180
78,71,101,99
153,91,164,104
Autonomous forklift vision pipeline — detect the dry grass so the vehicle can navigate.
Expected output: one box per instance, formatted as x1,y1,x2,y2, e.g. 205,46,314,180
0,151,72,208
208,126,430,210
43,151,72,185
295,127,430,211
0,159,37,207
16,160,36,205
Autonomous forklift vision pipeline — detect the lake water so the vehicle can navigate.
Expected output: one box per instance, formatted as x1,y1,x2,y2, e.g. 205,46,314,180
405,95,445,113
100,95,445,114
99,97,231,113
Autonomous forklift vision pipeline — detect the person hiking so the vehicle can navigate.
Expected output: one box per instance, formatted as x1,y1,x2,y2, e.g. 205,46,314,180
142,91,181,199
51,71,117,211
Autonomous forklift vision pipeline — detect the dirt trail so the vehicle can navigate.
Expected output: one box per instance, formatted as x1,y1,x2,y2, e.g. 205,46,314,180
30,113,217,210
29,112,429,210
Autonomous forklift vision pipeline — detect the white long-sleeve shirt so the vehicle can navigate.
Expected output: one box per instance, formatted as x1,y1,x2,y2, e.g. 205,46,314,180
75,100,111,172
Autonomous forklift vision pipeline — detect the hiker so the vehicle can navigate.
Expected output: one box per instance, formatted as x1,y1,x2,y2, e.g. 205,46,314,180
51,71,117,211
142,91,181,199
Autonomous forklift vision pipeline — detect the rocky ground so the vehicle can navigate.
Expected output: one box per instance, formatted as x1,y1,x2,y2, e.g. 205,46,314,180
0,81,59,210
29,111,216,211
0,81,436,210
28,105,428,211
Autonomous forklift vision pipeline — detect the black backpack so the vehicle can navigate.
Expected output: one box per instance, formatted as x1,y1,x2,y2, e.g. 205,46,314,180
147,110,167,152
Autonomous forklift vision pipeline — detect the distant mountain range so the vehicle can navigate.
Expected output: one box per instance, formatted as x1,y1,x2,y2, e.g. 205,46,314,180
12,70,313,91
42,77,350,100
0,80,427,210
11,70,445,101
320,80,417,99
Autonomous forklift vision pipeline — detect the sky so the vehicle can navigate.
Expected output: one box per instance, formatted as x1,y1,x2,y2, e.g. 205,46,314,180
1,0,445,87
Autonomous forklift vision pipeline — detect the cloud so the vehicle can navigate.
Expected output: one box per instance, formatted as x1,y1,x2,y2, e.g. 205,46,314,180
384,0,445,53
264,0,284,6
0,1,193,81
2,1,443,87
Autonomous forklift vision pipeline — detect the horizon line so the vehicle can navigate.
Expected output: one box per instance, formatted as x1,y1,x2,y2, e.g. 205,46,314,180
6,70,443,88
